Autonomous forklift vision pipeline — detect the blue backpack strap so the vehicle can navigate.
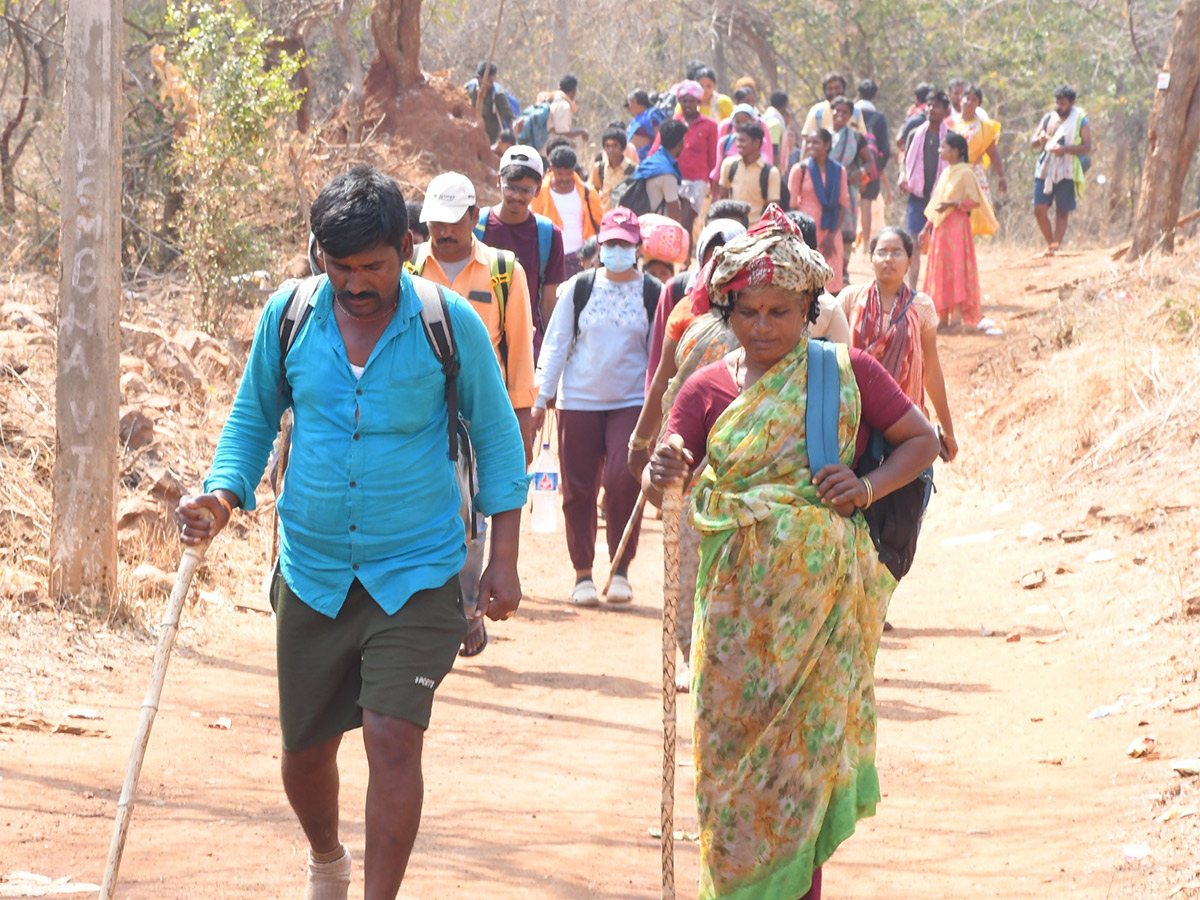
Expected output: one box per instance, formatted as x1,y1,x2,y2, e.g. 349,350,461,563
533,213,553,285
805,339,842,474
474,206,490,242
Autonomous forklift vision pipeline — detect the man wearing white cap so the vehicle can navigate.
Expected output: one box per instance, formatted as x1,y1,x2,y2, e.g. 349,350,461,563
474,145,566,359
412,172,537,656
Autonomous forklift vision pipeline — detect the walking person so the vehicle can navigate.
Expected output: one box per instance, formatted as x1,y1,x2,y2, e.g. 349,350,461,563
898,89,952,290
788,129,850,292
531,144,604,278
856,79,892,250
647,206,939,900
626,88,666,162
828,95,864,280
464,60,514,144
717,121,781,225
590,127,637,211
670,79,719,234
531,208,661,607
838,225,958,461
922,132,999,330
1031,84,1091,256
412,171,538,656
951,84,1006,208
477,145,567,359
176,166,529,900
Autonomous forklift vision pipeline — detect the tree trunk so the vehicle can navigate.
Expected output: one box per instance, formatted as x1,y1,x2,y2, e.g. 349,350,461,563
550,0,569,84
51,0,122,604
1128,0,1200,259
369,0,423,92
333,0,366,141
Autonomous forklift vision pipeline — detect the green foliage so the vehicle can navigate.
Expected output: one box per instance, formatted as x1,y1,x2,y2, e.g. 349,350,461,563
164,0,303,329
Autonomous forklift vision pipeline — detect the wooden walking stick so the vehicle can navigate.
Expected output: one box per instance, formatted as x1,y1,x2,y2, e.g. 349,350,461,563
659,434,686,900
99,515,213,900
603,490,646,595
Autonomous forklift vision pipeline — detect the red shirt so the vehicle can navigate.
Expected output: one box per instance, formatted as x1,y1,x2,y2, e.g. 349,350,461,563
666,348,913,468
673,113,719,182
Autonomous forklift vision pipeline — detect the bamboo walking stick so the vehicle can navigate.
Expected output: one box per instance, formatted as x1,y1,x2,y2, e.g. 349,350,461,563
659,434,686,900
99,516,213,900
603,490,646,595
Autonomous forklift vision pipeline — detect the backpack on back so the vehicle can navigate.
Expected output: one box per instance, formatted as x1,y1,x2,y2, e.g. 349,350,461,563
805,339,933,581
727,158,787,212
515,102,552,152
269,274,480,544
570,269,663,337
613,174,659,216
474,207,554,293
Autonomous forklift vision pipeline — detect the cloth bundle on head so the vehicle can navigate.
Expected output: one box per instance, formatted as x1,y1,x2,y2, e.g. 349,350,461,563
673,80,704,100
689,204,834,317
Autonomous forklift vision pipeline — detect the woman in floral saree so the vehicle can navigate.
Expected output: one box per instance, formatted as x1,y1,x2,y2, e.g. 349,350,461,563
647,205,939,900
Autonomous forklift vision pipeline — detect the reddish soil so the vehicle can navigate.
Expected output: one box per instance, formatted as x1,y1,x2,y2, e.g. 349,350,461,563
2,246,1199,899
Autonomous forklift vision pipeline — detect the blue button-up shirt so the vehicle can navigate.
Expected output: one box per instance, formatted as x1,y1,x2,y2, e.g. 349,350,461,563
204,272,530,618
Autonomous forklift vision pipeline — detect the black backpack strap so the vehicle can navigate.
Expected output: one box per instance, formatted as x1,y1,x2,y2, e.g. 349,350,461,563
572,268,598,338
728,158,740,184
670,273,689,308
759,164,772,202
641,273,663,325
411,275,460,461
276,274,324,412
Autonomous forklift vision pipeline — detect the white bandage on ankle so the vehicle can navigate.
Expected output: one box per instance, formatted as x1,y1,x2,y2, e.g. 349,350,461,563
304,844,351,900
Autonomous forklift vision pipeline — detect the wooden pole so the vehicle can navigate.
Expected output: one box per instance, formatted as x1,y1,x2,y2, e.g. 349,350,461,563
50,0,123,602
100,527,212,899
476,0,507,118
659,434,686,900
603,492,645,595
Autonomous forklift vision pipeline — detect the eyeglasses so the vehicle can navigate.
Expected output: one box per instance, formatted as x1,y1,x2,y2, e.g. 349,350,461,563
500,182,537,197
872,249,908,259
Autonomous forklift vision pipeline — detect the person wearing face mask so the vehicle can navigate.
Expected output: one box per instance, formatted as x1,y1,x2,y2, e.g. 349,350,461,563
532,208,662,606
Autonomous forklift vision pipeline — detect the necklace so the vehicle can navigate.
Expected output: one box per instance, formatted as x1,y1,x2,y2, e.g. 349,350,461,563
335,295,397,323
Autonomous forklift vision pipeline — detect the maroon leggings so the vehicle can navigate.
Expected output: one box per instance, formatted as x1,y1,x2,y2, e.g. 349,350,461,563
557,406,643,573
801,867,822,900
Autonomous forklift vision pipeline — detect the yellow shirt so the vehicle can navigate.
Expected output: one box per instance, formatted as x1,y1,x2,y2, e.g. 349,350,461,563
414,238,538,409
590,157,635,211
719,155,781,225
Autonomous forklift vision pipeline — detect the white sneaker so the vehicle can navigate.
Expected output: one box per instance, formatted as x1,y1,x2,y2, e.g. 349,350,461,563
304,844,350,900
606,574,633,604
570,578,600,607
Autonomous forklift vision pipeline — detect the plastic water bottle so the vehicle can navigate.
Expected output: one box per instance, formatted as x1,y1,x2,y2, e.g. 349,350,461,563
530,441,560,533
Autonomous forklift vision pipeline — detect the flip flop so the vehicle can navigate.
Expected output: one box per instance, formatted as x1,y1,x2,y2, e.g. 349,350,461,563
459,618,488,657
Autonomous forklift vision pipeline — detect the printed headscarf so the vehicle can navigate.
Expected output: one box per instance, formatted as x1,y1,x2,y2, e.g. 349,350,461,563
689,204,834,317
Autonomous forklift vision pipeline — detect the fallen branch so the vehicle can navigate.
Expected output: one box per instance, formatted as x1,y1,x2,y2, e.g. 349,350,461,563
1111,208,1200,260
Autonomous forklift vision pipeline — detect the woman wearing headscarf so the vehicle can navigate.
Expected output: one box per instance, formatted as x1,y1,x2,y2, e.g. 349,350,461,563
921,131,998,330
788,129,850,292
838,225,958,460
647,205,939,900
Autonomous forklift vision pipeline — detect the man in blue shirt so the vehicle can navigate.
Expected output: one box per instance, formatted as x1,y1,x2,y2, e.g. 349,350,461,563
177,166,528,900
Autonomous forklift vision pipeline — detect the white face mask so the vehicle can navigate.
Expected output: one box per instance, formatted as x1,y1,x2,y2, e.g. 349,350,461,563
599,245,637,273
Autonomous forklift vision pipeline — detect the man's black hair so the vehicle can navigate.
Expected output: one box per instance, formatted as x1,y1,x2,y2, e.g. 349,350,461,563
948,77,969,91
685,59,707,81
965,83,984,103
769,90,789,110
733,86,754,104
785,211,818,251
477,60,498,79
406,200,429,241
928,90,952,110
659,118,688,150
822,72,846,90
736,121,765,144
544,135,572,158
706,199,751,228
628,89,651,109
310,165,408,259
500,164,541,184
858,79,878,101
1054,84,1077,102
914,82,933,103
496,128,516,145
549,145,577,171
602,127,628,150
559,73,578,94
830,95,855,114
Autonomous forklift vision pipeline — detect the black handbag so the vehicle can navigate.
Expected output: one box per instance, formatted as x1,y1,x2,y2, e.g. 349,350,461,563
853,430,934,581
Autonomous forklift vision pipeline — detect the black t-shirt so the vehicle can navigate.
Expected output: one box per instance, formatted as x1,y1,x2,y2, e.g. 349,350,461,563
921,127,940,201
899,112,927,151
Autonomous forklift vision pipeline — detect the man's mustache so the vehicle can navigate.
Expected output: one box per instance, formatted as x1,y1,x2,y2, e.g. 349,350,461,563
335,289,382,303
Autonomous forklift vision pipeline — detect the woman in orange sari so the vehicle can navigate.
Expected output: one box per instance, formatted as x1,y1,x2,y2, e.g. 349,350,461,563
921,132,998,330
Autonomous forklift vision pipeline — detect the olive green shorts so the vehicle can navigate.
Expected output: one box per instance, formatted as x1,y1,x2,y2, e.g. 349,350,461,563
270,569,467,752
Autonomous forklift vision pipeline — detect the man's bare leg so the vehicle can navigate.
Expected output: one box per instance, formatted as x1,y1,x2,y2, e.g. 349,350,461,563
282,733,343,853
362,710,425,900
1054,209,1071,247
1034,204,1055,248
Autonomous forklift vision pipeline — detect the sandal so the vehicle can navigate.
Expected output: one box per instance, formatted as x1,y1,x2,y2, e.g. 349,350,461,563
570,578,600,607
459,617,488,657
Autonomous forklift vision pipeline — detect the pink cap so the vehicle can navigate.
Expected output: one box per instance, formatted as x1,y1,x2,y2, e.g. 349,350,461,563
598,207,641,245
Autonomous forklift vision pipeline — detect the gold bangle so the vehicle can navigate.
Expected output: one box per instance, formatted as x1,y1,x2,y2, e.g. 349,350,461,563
860,476,874,509
628,434,653,452
215,495,234,522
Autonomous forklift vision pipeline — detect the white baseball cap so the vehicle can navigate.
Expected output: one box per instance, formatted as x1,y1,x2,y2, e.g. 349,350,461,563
499,145,544,178
420,172,477,224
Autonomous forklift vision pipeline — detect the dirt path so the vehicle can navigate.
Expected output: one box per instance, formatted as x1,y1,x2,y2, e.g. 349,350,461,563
3,247,1198,899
